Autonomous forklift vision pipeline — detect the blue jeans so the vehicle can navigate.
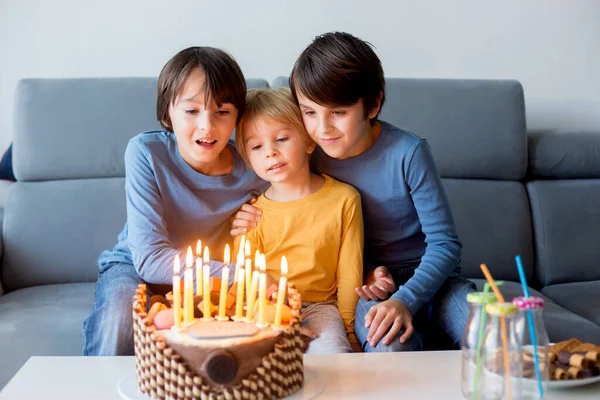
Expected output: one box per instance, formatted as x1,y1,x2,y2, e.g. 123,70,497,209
82,262,170,356
354,275,476,352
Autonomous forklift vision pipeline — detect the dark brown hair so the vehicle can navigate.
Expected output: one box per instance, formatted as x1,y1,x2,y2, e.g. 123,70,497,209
290,32,385,124
157,47,246,131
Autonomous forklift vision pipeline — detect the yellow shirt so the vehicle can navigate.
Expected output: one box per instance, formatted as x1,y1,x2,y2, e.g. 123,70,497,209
243,174,363,335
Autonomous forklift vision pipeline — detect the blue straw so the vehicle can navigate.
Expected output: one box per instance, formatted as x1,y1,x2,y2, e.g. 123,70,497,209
515,255,544,398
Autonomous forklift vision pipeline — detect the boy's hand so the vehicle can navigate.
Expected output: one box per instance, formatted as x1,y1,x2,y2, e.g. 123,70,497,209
365,298,413,347
230,198,262,237
355,266,396,300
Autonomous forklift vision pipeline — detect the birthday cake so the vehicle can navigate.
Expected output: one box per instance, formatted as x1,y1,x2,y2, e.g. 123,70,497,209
132,249,304,400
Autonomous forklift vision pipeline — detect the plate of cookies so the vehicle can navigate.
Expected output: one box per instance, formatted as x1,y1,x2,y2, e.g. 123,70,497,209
522,338,600,389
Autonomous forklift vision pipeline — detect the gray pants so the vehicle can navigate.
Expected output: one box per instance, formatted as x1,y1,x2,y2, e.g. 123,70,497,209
302,300,352,354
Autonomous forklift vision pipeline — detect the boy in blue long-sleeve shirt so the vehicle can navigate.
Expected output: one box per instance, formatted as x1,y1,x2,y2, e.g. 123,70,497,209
83,47,267,356
233,32,475,352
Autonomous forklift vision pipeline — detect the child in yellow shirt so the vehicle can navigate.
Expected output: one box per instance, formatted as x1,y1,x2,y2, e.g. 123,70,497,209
235,88,363,353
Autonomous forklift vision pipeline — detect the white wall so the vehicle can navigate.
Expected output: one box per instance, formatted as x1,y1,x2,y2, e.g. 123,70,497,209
1,0,599,153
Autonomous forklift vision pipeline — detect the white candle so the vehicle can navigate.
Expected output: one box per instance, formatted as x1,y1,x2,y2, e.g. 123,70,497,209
258,259,267,326
195,240,202,295
217,245,231,320
184,246,194,323
245,257,253,306
234,267,245,320
247,267,259,322
202,246,212,320
274,256,288,328
173,255,181,328
245,239,251,259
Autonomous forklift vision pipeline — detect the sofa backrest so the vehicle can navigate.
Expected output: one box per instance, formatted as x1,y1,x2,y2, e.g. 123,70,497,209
527,132,600,286
273,76,532,282
2,78,269,292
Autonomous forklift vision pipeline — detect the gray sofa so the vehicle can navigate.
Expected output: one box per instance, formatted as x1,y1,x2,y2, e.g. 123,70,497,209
1,77,599,389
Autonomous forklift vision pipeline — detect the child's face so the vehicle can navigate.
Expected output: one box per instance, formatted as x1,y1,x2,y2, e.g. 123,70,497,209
168,68,238,174
243,115,315,185
297,94,379,160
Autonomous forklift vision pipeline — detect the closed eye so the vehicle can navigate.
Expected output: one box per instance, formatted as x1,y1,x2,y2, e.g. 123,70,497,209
333,110,346,116
217,110,230,116
303,110,316,117
276,137,288,143
185,109,198,115
251,144,262,151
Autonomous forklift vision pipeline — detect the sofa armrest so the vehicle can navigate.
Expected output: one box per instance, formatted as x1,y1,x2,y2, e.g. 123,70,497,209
0,208,4,296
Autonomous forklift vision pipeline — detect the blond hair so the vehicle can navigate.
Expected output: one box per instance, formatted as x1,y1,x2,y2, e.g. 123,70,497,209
236,88,314,165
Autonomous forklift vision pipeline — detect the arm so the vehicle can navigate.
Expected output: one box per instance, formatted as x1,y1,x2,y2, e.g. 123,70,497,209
390,139,462,316
125,139,227,283
337,194,364,339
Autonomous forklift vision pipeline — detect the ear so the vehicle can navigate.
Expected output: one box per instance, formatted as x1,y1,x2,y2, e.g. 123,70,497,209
306,141,317,155
367,91,384,120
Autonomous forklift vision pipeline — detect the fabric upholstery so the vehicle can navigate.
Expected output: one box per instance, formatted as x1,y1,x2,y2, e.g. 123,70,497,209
529,131,600,179
0,283,95,388
13,78,269,182
271,76,527,180
542,281,600,326
527,180,600,286
2,178,126,291
443,179,534,282
471,279,600,343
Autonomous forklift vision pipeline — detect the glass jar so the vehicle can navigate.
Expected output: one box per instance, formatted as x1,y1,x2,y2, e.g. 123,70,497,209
482,302,522,400
462,292,498,399
513,296,549,399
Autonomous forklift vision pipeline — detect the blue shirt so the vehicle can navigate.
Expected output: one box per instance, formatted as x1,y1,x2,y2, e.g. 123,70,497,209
98,131,268,284
311,121,462,316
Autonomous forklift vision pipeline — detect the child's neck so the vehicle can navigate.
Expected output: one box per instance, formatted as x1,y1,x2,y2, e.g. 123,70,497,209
265,172,325,202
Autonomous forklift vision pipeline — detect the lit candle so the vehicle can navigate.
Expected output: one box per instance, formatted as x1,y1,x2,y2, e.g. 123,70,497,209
274,256,288,328
258,257,267,327
245,239,251,259
173,255,182,328
247,264,259,322
184,246,194,323
217,245,231,320
195,240,202,295
202,246,212,320
234,267,245,321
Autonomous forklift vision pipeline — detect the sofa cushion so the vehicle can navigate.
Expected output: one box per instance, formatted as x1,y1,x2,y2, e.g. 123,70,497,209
542,281,600,326
0,283,95,389
471,279,600,344
13,78,269,182
2,178,125,291
443,179,534,283
272,76,527,180
527,180,600,286
528,131,600,179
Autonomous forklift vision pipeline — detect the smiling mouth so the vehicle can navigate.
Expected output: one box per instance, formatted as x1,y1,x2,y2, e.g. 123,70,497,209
267,162,287,171
196,139,217,147
319,137,340,143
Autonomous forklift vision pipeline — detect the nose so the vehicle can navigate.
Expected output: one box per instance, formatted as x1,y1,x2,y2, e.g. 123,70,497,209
316,114,332,136
264,143,279,158
196,110,214,132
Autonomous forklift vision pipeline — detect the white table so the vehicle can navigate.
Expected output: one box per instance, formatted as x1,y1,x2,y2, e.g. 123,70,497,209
1,351,599,399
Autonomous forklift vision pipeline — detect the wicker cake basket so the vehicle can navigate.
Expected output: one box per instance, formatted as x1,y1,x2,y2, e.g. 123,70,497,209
132,283,304,400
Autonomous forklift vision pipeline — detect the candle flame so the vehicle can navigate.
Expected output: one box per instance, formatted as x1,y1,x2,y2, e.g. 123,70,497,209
244,239,251,257
186,246,193,268
260,254,266,272
196,240,202,256
239,234,246,255
203,246,210,264
281,256,288,275
224,244,231,264
174,254,181,274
